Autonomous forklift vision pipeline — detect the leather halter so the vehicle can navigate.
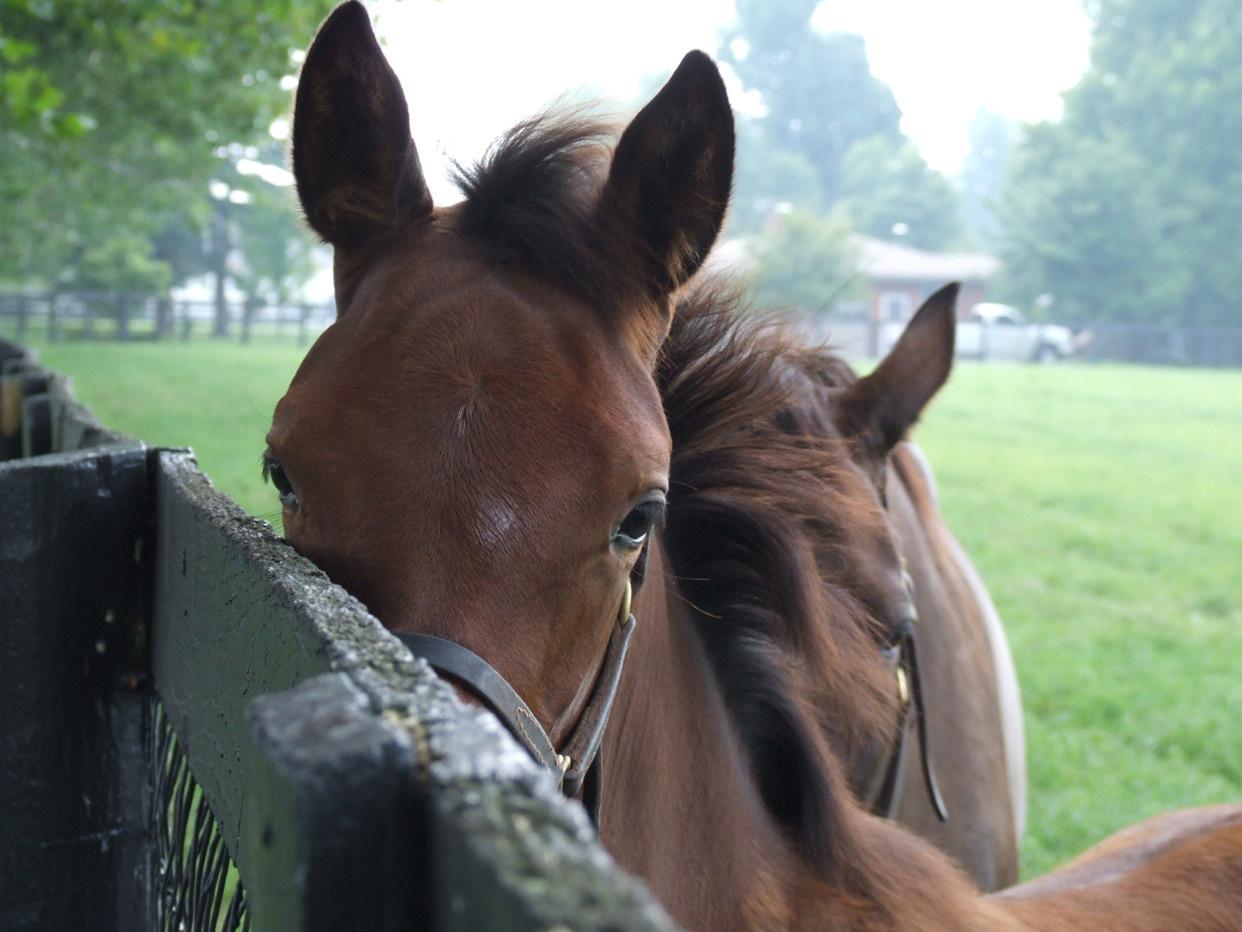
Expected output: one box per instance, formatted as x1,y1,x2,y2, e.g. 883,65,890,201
397,545,942,827
398,581,636,825
866,559,949,822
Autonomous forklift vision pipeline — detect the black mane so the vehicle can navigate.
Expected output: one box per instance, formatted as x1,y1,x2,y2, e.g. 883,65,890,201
657,287,899,881
452,113,640,308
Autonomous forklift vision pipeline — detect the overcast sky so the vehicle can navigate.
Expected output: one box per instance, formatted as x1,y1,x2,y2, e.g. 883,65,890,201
367,0,1092,202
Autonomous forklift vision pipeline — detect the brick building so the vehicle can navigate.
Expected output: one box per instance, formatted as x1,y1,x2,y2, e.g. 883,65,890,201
854,235,999,353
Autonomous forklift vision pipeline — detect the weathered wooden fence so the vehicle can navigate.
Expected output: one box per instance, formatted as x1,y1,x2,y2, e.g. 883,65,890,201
0,337,676,931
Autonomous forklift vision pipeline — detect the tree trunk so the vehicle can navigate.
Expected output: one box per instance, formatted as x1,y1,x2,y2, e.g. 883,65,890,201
156,296,173,340
211,202,229,338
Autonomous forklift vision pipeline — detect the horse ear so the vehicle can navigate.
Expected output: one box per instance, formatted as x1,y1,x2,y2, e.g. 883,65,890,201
598,51,734,297
291,1,432,249
836,283,959,461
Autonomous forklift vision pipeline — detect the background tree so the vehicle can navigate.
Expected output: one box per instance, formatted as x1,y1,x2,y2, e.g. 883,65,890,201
718,0,966,317
728,120,826,235
961,109,1016,250
998,0,1242,324
749,210,862,313
228,143,317,311
721,0,906,233
0,0,329,295
839,136,964,251
722,7,903,206
999,129,1175,321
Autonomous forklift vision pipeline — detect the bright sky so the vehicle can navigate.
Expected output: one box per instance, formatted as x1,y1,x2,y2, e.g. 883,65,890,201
367,0,1092,200
811,0,1091,169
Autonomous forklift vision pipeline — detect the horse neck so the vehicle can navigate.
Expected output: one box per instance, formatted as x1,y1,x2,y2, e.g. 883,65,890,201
598,537,800,928
598,538,1002,932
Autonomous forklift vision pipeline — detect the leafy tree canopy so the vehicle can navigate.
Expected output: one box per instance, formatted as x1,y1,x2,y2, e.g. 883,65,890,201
960,108,1015,250
226,141,315,305
720,0,966,317
723,18,902,206
998,0,1242,324
728,118,826,235
722,1,905,221
749,210,862,314
0,0,329,290
839,135,964,251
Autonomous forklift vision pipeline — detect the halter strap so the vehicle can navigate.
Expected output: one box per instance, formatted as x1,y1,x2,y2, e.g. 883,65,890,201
869,618,948,822
395,632,563,771
866,557,948,823
900,617,948,821
397,581,636,825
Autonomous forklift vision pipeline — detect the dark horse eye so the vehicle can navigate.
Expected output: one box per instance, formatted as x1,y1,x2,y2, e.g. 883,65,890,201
261,454,299,509
613,494,666,550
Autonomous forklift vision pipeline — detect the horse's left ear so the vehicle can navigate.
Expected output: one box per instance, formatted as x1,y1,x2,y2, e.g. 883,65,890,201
835,283,959,462
291,1,432,250
597,51,734,299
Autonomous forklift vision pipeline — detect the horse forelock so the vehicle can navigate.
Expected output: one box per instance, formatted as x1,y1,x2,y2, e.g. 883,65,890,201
451,111,652,312
657,283,904,874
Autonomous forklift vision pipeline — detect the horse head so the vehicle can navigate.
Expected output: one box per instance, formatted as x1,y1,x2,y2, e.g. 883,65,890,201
265,1,732,753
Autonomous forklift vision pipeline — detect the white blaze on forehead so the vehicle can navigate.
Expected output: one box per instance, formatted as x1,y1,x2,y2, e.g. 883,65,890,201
476,498,519,553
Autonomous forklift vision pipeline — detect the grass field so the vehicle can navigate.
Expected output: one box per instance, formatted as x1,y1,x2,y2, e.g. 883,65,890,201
22,338,306,520
18,333,1242,881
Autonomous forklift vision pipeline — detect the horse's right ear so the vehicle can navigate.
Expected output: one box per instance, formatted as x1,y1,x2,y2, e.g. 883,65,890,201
597,51,734,299
292,1,432,249
835,283,959,464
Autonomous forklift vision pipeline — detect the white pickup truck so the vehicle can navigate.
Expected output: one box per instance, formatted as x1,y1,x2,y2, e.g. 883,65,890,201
880,302,1079,362
955,303,1078,362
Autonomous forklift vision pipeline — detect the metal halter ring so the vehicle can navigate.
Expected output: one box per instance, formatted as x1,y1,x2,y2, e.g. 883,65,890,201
618,578,633,628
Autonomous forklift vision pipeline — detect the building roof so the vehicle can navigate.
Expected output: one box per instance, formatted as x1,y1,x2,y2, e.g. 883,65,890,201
853,235,999,283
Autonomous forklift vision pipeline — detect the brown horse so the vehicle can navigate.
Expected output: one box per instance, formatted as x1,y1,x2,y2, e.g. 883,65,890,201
264,4,1242,928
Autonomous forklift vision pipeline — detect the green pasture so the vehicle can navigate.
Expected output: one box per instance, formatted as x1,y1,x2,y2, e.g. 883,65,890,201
23,338,304,523
18,333,1242,881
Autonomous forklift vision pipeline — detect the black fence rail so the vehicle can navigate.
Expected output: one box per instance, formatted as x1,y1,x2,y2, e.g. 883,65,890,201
0,337,675,931
1072,322,1242,368
0,292,336,345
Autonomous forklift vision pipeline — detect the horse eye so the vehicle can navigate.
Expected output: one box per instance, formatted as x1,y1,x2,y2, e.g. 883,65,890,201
613,495,666,550
262,454,299,509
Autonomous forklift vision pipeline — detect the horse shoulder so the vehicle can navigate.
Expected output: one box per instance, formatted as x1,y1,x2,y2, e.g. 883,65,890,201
993,805,1242,931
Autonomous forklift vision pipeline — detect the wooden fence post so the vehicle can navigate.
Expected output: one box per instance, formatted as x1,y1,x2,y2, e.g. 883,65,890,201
156,296,172,341
241,296,257,345
0,444,157,931
117,294,131,342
